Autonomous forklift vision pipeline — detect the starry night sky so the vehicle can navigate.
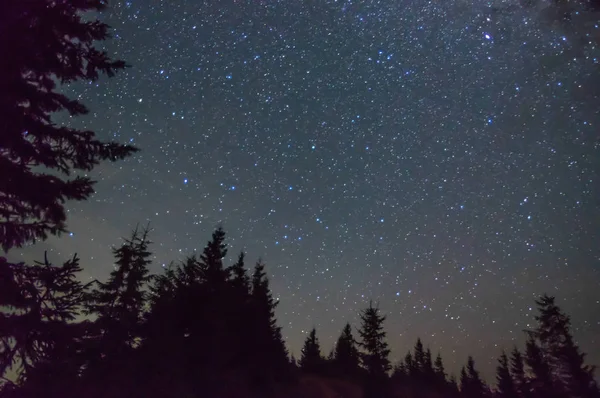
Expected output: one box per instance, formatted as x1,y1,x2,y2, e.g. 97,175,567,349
13,0,600,381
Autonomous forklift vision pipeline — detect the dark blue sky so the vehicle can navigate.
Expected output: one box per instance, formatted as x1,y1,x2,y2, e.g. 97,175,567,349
15,0,600,381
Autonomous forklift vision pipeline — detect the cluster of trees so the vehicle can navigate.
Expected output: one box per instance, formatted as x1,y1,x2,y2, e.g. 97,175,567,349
1,223,599,398
293,295,600,398
0,226,295,397
1,0,599,397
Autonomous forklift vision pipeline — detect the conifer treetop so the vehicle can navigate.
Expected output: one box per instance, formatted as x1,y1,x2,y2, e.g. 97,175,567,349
0,0,137,251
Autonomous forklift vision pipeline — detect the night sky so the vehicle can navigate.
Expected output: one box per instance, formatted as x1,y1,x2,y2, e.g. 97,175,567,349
13,0,600,381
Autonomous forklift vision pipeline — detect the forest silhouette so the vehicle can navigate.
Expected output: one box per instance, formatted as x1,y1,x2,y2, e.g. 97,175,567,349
1,0,599,397
1,226,599,398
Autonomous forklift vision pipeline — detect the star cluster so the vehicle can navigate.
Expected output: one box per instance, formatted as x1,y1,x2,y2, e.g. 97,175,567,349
17,0,600,380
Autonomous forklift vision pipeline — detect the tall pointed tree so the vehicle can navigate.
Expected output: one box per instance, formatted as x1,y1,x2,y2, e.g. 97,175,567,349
460,356,487,398
434,352,447,385
525,333,558,398
424,347,435,382
413,338,425,373
198,226,229,287
249,259,290,384
0,0,137,252
358,301,391,398
531,294,599,398
228,251,250,295
405,351,418,379
510,346,528,398
0,254,87,386
299,328,324,374
332,323,361,379
496,351,518,398
85,226,153,353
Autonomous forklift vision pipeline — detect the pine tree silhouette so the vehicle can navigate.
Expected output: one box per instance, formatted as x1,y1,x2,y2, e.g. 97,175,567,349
249,259,290,389
424,347,436,383
531,294,599,398
434,351,447,384
525,333,560,398
405,351,418,379
358,301,391,398
0,0,137,251
299,328,324,374
332,323,361,379
460,356,487,398
510,346,529,398
228,251,250,295
413,338,425,374
82,227,153,397
198,226,229,287
85,227,152,352
496,351,519,398
0,254,88,395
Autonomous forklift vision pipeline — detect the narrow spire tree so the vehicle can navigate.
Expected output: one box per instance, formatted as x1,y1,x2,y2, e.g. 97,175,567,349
413,338,425,373
434,352,447,385
358,301,391,398
531,294,599,398
424,347,435,382
332,323,361,378
228,251,250,295
510,346,528,398
250,259,289,383
198,227,229,287
460,356,487,398
0,0,137,252
0,254,87,386
496,351,518,398
86,228,152,357
525,334,558,398
299,328,323,374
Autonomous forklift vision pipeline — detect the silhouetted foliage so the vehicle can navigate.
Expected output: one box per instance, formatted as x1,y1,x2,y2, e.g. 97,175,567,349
496,351,518,398
299,328,324,374
434,351,447,384
460,356,487,398
358,301,391,398
0,254,88,397
0,0,137,252
510,346,528,398
1,229,597,398
525,333,558,398
82,226,153,397
524,294,600,398
332,323,361,379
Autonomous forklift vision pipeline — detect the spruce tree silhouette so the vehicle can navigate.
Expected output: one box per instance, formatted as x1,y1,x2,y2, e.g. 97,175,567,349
529,294,600,398
0,254,88,396
198,226,230,287
413,338,425,378
433,351,447,385
358,301,391,398
0,0,137,251
510,346,529,398
82,226,153,397
249,259,290,392
405,350,418,379
332,323,361,379
299,328,324,374
228,251,250,295
525,333,559,398
460,356,487,398
496,351,519,398
424,347,436,383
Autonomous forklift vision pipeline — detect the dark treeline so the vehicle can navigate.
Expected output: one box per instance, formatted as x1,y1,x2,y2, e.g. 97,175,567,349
1,226,599,398
1,0,600,397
